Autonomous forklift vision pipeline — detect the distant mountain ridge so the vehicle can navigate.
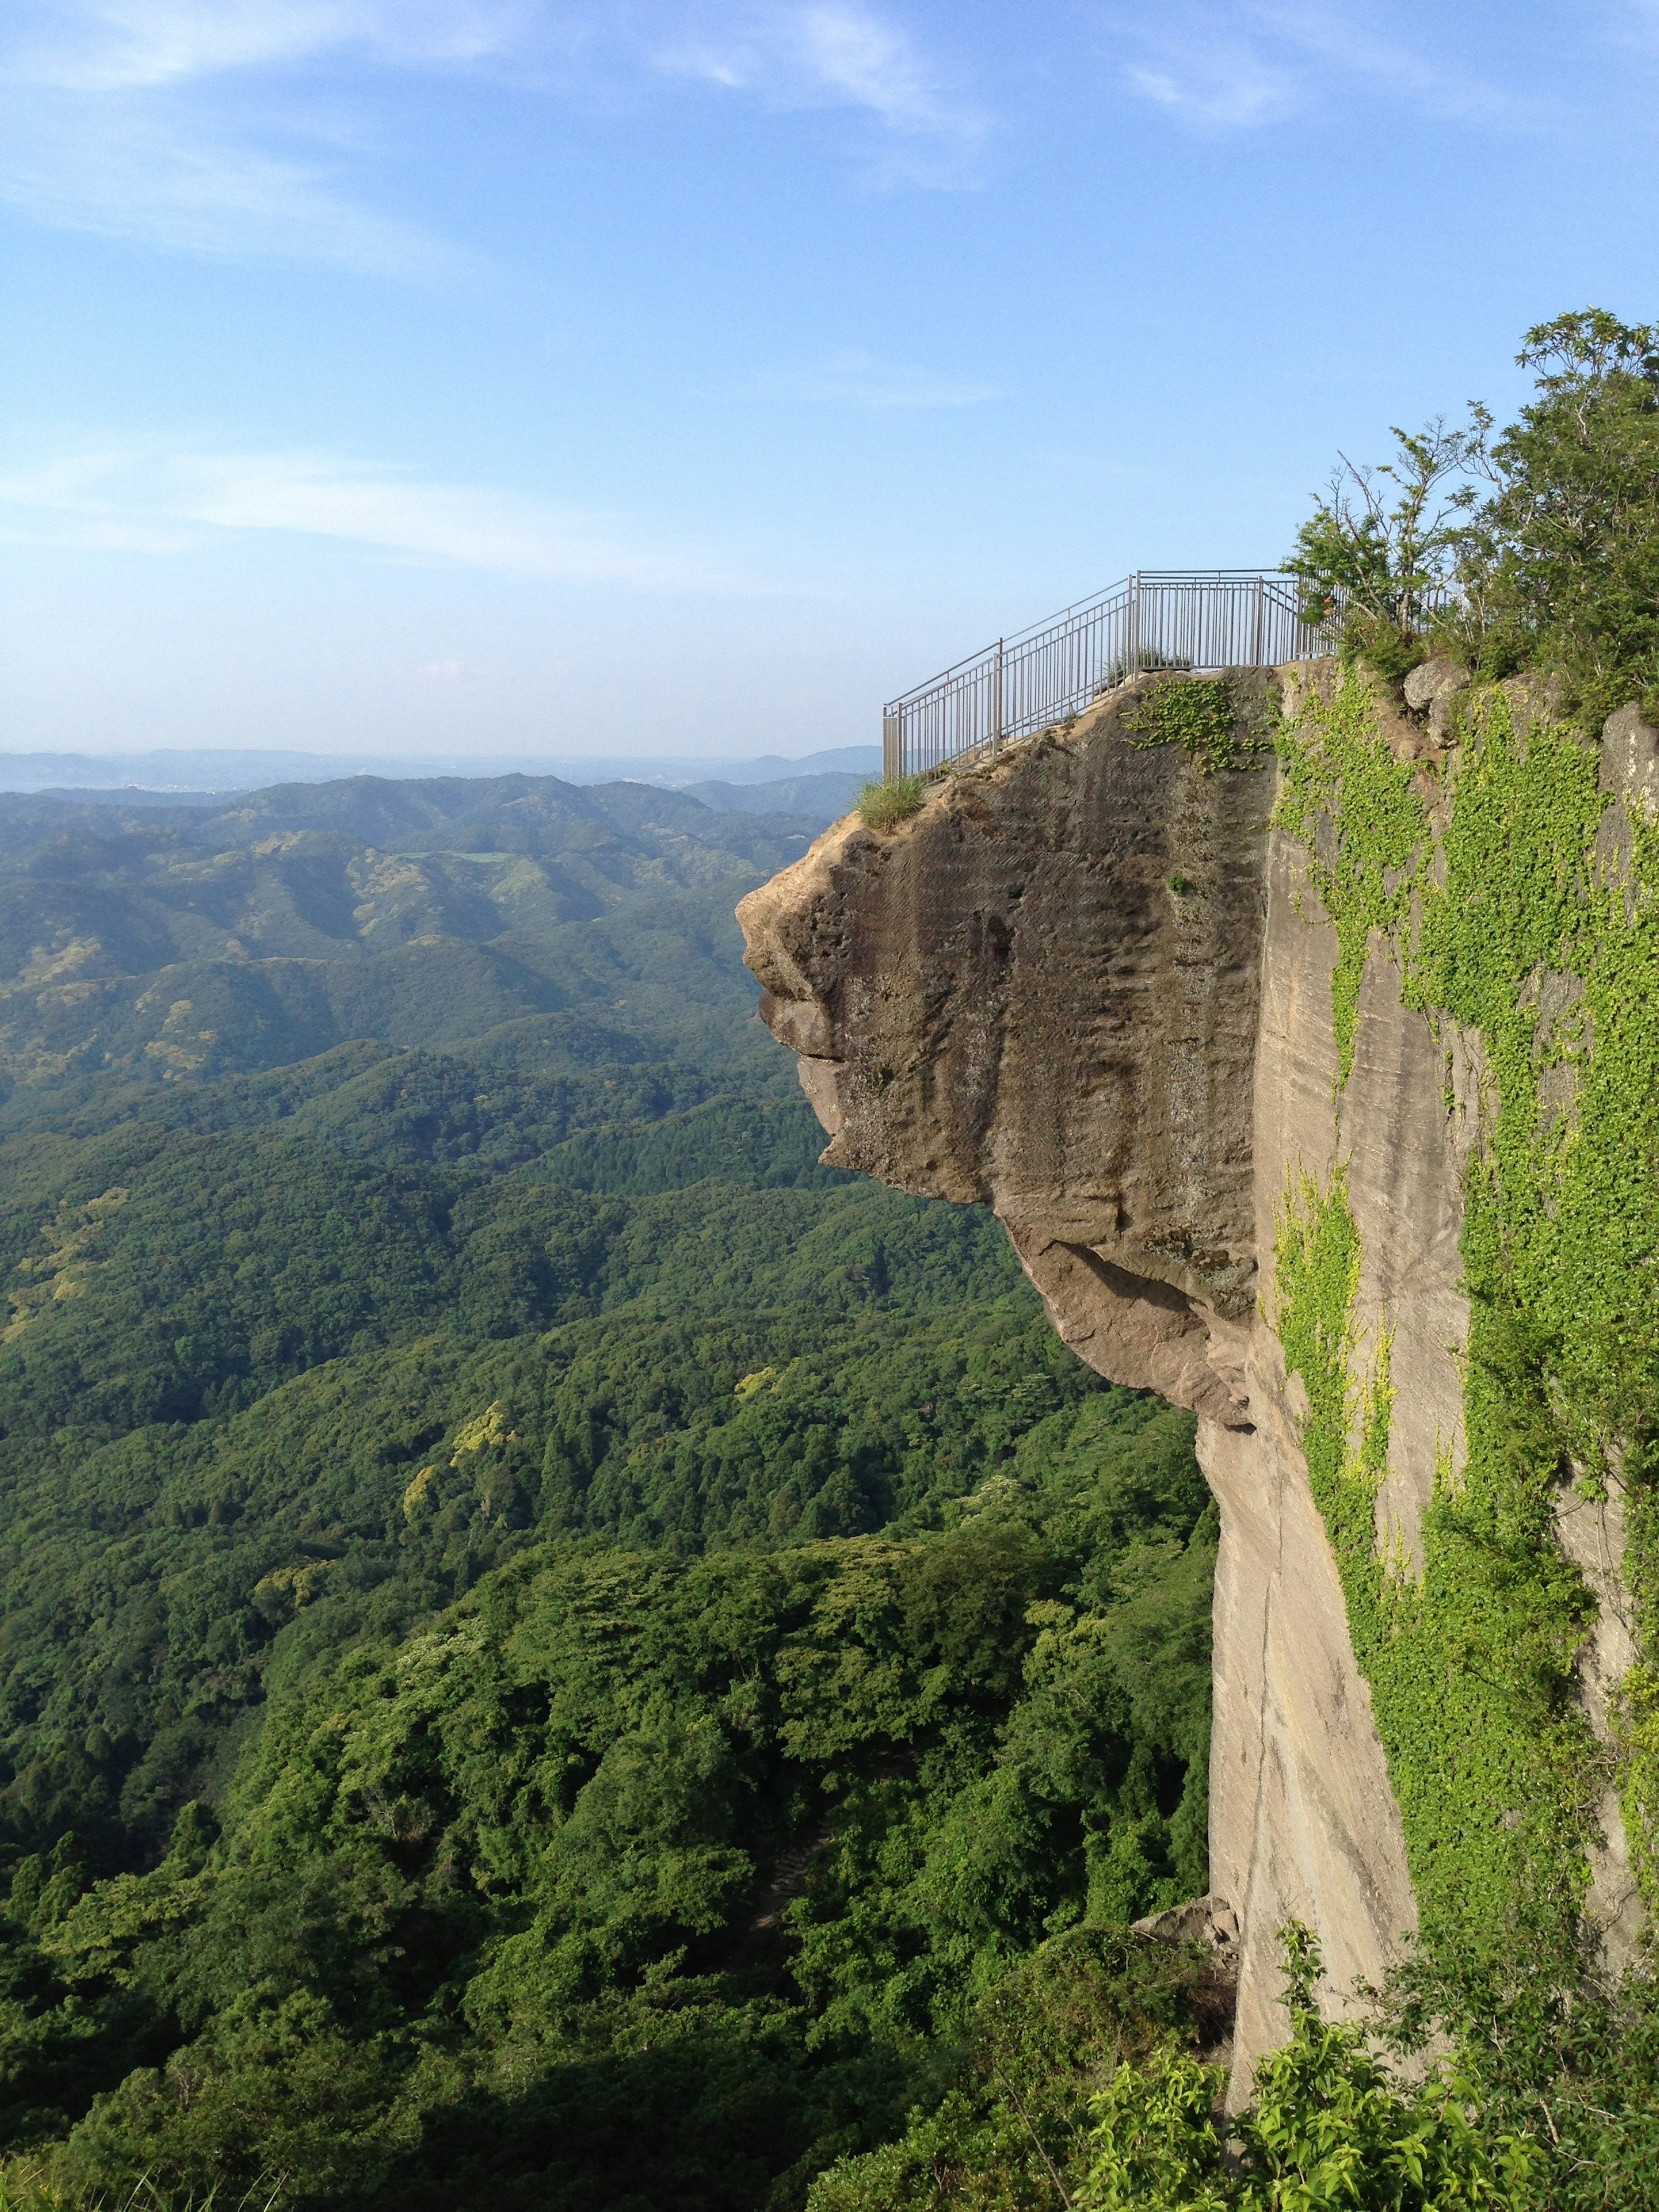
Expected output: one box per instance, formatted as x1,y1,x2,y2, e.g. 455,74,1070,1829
0,741,882,795
0,767,846,1120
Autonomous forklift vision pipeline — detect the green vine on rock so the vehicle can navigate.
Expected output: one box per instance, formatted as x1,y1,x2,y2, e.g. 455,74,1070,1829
1272,669,1430,1084
1124,677,1271,778
1411,685,1659,1907
1271,671,1659,1958
1275,1168,1595,1955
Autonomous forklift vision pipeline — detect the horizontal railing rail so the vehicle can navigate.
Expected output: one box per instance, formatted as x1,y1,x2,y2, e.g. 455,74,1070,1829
882,569,1341,782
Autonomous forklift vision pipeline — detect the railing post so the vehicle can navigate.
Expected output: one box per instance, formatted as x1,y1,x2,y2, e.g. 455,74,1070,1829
1126,572,1141,678
992,639,1004,756
1252,572,1264,666
883,709,899,782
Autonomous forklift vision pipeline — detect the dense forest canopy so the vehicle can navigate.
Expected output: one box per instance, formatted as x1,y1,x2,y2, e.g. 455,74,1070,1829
0,768,1218,2206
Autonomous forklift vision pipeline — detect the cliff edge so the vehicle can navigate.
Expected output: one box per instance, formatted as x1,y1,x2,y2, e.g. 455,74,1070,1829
737,664,1656,2094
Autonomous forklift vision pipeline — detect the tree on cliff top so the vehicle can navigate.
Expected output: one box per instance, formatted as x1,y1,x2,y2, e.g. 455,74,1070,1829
1289,307,1659,721
1284,416,1485,680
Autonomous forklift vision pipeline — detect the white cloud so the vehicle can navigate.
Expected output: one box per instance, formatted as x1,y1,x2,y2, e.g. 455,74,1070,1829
1125,44,1297,129
0,442,764,593
0,95,451,269
1255,3,1543,122
0,3,984,265
1117,2,1542,134
0,1,523,267
4,2,528,92
653,3,987,181
759,349,996,409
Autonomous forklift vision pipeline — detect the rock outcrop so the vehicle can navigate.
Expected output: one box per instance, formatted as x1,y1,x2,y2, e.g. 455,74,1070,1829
738,675,1277,1429
735,666,1646,2097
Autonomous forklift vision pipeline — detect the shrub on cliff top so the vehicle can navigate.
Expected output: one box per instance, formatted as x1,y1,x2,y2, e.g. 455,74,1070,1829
1287,307,1659,720
858,774,925,831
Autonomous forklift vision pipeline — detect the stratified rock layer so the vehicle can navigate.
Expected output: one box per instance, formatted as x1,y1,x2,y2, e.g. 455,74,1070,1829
739,677,1277,1427
741,663,1656,2093
738,672,1425,2091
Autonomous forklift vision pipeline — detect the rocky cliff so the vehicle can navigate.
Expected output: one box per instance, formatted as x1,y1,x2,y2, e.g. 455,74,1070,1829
738,663,1659,2093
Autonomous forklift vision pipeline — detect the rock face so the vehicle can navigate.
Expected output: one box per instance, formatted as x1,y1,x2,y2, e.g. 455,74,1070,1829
738,675,1277,1429
737,673,1414,2088
736,667,1639,2096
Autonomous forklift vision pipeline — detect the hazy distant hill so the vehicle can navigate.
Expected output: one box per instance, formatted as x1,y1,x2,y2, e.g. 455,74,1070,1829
0,741,884,795
683,769,863,817
0,771,828,1121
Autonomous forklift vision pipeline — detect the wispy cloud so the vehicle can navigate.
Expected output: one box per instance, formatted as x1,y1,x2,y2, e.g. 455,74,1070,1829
4,2,528,92
0,4,984,266
1257,3,1544,121
0,442,764,593
0,1,524,267
758,349,996,408
1116,2,1544,134
652,3,987,182
0,98,453,270
1125,41,1297,130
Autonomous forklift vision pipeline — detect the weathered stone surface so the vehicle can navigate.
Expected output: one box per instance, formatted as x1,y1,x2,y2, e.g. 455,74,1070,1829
736,663,1643,2098
1599,700,1659,818
1555,1479,1645,1972
1216,823,1421,2084
1131,1892,1240,1951
1336,941,1473,1572
1596,703,1659,915
1402,656,1470,743
738,676,1276,1427
738,674,1413,2091
1203,1412,1415,2091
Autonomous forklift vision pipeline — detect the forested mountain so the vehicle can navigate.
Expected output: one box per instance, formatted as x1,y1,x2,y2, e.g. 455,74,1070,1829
0,772,829,1112
0,773,1217,2208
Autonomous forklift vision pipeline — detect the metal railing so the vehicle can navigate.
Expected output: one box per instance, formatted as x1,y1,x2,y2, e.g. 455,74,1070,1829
881,569,1340,782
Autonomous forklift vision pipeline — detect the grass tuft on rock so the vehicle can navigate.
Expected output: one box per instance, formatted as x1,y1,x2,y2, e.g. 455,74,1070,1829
857,775,926,831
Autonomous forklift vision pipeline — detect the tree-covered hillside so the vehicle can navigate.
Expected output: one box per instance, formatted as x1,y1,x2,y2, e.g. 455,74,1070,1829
0,773,1219,2207
0,772,823,1113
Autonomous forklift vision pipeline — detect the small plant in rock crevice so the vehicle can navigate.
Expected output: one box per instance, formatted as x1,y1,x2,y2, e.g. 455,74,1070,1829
857,775,926,831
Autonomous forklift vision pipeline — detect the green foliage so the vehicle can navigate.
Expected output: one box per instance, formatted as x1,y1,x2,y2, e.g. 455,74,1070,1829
1272,669,1430,1081
1271,665,1659,1958
1376,1919,1659,2212
1078,2039,1230,2211
1287,309,1659,715
1230,1930,1536,2211
1284,418,1484,679
0,766,1221,2208
858,779,926,833
1080,1930,1538,2212
1460,311,1659,721
1124,679,1270,776
804,1929,1224,2212
1411,685,1659,1912
0,1442,1213,2208
0,2174,278,2212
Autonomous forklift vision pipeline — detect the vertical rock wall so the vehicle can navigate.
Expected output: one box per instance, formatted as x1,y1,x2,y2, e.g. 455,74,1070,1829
736,665,1643,2094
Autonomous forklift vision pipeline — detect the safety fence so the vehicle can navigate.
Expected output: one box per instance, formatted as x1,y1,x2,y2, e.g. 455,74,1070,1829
881,569,1340,782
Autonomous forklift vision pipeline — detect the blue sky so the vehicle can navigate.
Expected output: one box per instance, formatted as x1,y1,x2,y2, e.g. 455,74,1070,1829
2,1,1657,766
